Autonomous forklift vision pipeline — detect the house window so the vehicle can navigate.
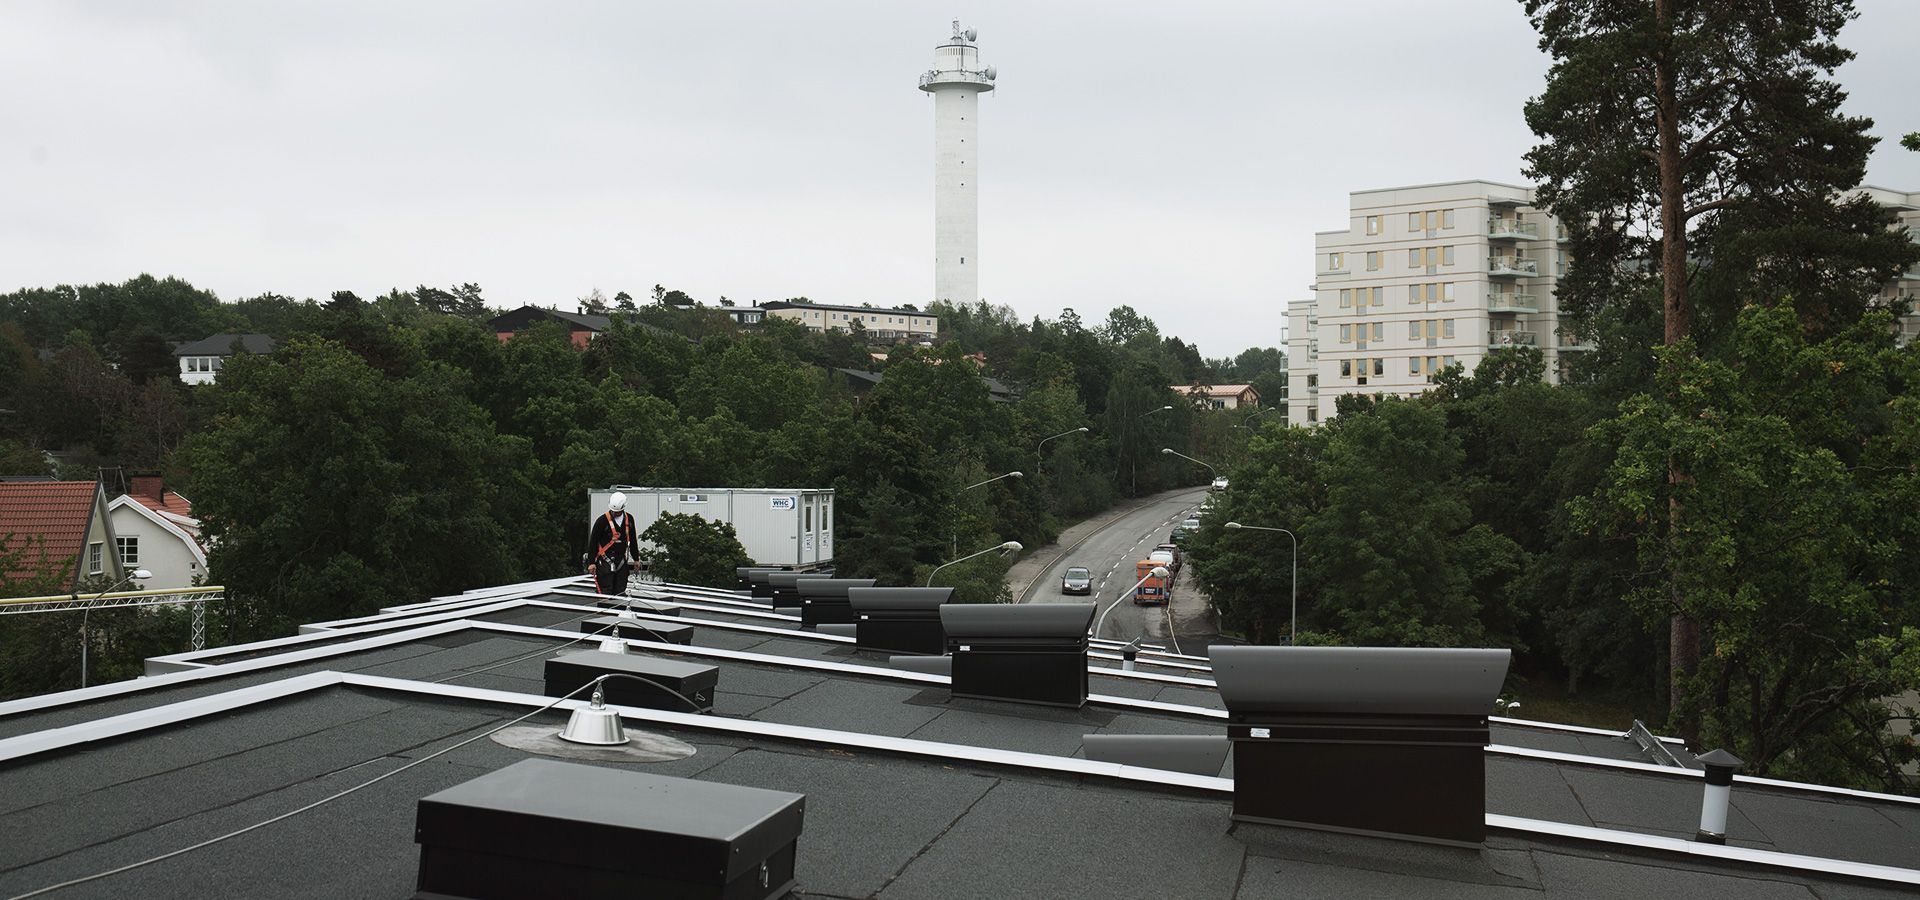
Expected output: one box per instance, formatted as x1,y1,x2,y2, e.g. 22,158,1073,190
1339,324,1352,342
1365,251,1381,271
1328,252,1345,271
1443,319,1456,339
1365,215,1381,235
117,536,138,566
88,542,104,575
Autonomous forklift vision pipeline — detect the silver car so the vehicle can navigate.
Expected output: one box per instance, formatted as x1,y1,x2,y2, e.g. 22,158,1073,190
1061,566,1093,595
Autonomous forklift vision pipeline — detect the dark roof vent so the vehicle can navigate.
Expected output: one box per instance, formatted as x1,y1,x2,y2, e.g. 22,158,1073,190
940,603,1095,708
544,649,719,714
848,587,951,654
745,568,783,599
416,759,804,900
737,566,781,593
1211,645,1510,846
794,578,878,628
579,615,694,646
767,572,831,610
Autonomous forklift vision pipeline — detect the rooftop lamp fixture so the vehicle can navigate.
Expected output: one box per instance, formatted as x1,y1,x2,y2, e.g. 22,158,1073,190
558,682,628,746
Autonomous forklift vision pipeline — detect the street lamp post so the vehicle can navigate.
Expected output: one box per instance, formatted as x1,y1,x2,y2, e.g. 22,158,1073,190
1236,407,1282,429
1090,565,1170,641
1034,427,1089,476
1133,406,1173,495
79,567,153,688
955,471,1023,555
1161,447,1217,479
1225,521,1297,645
927,541,1024,588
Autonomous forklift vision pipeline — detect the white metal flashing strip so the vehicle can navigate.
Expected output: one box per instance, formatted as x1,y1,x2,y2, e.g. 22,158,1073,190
1488,743,1920,808
0,620,477,718
345,673,1235,794
1487,813,1920,887
0,671,345,761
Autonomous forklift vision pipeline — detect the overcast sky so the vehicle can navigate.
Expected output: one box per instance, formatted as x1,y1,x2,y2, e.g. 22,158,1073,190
5,2,1918,358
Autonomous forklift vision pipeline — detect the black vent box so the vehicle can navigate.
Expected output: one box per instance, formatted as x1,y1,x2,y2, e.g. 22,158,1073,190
544,650,718,714
594,598,681,617
848,587,950,655
578,615,694,645
415,759,804,900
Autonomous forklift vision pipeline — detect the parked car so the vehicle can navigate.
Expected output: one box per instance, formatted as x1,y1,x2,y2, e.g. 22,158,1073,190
1210,476,1230,492
1182,516,1201,530
1151,543,1182,573
1061,566,1093,595
1169,525,1189,545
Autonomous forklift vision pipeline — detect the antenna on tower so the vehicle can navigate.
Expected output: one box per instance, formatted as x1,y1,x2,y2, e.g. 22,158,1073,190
951,19,961,38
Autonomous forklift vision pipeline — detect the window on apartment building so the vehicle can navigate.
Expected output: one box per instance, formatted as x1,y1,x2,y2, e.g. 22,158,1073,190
1339,324,1352,342
1365,215,1382,235
1441,209,1456,229
1369,323,1383,342
1371,358,1384,376
1308,408,1318,423
1426,356,1438,373
1328,252,1345,270
1408,211,1422,231
88,542,103,575
1408,321,1420,340
117,536,138,566
1443,320,1456,339
1369,287,1383,306
1408,248,1422,267
1443,282,1456,302
1441,245,1456,266
1365,251,1380,271
1340,360,1352,377
1306,374,1318,387
1409,356,1422,375
1338,289,1351,308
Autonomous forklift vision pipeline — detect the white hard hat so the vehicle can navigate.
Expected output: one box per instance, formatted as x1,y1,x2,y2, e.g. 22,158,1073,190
608,492,627,513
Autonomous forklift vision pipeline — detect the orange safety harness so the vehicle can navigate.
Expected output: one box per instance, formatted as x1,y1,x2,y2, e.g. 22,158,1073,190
596,510,627,566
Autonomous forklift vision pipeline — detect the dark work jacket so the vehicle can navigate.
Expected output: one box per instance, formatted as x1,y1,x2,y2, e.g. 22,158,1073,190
587,510,639,572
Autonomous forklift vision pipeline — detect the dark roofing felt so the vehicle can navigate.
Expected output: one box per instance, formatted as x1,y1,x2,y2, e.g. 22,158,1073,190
2,581,1917,898
170,333,276,357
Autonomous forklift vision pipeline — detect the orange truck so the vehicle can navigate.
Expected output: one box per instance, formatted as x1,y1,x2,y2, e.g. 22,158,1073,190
1133,559,1172,606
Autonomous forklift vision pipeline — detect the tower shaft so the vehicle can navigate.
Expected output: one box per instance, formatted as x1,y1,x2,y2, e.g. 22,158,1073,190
918,23,994,306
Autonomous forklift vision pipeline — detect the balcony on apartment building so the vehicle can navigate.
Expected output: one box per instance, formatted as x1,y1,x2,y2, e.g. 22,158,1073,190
1485,292,1539,314
1488,255,1540,277
1489,329,1538,348
1487,218,1540,241
1556,331,1596,351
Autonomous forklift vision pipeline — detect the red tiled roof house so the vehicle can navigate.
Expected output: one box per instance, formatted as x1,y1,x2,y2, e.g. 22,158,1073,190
0,481,124,592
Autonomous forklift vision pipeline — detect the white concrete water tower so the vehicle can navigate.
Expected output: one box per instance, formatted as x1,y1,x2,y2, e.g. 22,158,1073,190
918,21,995,305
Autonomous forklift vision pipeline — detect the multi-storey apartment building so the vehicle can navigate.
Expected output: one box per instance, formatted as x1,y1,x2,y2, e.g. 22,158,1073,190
1858,185,1920,346
759,301,940,343
1288,180,1577,425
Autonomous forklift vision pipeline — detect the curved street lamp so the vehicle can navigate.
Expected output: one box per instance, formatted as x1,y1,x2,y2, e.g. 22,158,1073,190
1161,447,1218,478
80,567,153,688
1091,565,1170,641
1225,521,1297,646
927,541,1023,587
1035,427,1089,476
962,471,1024,492
1236,407,1283,429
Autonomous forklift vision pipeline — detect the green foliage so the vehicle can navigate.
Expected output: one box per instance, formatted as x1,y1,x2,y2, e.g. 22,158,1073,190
637,513,753,588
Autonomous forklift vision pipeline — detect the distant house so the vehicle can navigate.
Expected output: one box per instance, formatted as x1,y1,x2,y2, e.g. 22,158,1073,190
0,480,123,591
487,306,612,348
830,366,1016,404
762,301,938,344
173,334,276,385
718,304,766,327
1179,383,1260,410
108,475,207,591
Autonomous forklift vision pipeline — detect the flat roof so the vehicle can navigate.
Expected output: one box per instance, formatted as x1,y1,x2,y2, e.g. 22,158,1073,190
2,577,1916,898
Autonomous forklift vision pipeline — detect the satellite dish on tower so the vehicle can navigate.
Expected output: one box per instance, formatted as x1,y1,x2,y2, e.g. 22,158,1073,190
964,28,977,41
984,66,997,80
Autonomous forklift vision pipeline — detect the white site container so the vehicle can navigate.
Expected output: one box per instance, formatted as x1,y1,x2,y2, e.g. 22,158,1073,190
587,487,835,568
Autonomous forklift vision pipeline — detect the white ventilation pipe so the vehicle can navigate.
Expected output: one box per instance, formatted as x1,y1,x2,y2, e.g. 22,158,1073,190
1694,748,1743,844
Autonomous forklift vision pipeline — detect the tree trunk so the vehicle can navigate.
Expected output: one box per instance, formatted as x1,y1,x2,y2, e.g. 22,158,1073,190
1654,0,1702,744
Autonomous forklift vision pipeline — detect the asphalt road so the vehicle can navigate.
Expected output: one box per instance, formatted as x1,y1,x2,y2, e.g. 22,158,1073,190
1020,487,1219,650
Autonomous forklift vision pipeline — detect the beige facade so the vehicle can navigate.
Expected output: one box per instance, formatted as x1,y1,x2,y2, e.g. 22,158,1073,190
1856,186,1920,346
1290,180,1578,426
763,302,939,343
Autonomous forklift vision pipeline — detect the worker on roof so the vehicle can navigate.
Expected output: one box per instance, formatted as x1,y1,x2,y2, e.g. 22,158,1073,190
586,492,640,597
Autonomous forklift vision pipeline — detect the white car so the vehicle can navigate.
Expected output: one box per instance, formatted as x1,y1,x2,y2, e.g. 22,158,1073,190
1210,477,1229,492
